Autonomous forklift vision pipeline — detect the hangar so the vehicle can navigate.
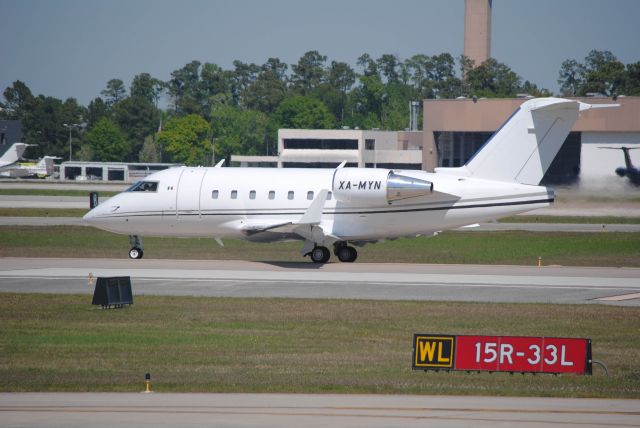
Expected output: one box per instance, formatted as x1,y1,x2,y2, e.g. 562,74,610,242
60,161,182,182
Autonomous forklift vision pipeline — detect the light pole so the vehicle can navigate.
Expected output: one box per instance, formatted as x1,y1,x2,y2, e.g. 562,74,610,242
63,123,81,161
211,136,217,166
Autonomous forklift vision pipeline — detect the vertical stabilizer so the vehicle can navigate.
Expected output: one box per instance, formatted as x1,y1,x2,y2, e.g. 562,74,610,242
443,98,583,185
0,143,29,166
37,156,59,176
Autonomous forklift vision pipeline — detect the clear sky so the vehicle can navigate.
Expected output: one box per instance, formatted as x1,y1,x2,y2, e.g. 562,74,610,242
1,0,639,106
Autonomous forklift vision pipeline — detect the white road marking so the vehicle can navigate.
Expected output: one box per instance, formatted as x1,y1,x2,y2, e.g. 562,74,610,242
594,292,640,301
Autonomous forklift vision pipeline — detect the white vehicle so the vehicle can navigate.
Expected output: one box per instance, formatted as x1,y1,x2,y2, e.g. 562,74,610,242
84,98,612,263
0,142,30,172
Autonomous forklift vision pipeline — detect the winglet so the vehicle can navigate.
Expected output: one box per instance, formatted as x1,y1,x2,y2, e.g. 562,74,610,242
298,189,328,224
214,159,225,168
336,161,347,169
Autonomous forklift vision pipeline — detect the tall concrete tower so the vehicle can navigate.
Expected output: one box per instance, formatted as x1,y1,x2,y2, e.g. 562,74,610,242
464,0,492,66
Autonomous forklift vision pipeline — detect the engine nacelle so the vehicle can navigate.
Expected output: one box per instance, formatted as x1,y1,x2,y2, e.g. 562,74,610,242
332,168,433,205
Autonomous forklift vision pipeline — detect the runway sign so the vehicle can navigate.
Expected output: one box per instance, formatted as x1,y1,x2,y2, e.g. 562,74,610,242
413,334,592,375
92,276,133,309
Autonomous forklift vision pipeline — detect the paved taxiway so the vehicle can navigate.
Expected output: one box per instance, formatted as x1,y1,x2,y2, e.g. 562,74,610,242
3,215,640,232
1,393,638,428
1,258,639,306
0,195,101,209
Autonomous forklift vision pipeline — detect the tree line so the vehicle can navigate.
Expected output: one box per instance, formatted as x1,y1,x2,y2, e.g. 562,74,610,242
1,49,638,166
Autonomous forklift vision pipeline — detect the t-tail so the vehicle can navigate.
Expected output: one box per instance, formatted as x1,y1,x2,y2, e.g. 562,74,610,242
0,142,30,167
436,97,617,185
36,156,60,175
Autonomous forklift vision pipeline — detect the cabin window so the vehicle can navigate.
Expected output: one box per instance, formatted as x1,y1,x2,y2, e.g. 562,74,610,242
127,181,158,192
307,191,314,200
231,190,238,199
327,191,332,200
268,190,275,200
288,191,294,200
249,190,256,200
212,190,219,199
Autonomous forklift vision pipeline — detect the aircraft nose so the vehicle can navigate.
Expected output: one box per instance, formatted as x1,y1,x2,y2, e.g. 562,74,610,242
83,208,97,222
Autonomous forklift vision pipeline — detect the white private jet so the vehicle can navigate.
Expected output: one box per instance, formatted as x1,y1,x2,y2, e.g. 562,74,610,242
0,155,61,178
84,97,612,263
0,142,31,172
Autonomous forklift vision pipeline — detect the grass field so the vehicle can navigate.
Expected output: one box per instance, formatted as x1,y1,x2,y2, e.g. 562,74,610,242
1,293,638,397
0,225,638,267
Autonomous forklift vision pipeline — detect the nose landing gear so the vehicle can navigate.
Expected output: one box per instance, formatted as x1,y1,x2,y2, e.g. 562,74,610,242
129,247,143,259
128,235,144,259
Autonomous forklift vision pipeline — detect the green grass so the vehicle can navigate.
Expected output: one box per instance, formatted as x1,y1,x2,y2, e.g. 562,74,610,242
0,293,637,397
0,226,638,267
501,215,640,224
0,188,119,197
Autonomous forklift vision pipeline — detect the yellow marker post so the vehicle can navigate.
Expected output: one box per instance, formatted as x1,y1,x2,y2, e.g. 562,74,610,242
142,373,153,393
538,257,542,267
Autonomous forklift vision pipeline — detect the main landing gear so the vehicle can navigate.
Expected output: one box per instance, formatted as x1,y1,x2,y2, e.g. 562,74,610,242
129,235,144,259
309,246,331,264
307,242,358,264
335,244,358,263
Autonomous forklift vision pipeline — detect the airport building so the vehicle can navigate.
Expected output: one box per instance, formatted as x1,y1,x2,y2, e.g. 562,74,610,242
0,120,22,156
232,129,424,170
59,161,182,182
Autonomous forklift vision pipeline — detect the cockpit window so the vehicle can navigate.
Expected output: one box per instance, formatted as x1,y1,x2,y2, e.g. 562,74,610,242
127,181,159,192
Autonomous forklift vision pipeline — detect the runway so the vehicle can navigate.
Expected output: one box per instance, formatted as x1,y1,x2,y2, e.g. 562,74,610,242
1,258,639,306
1,393,638,428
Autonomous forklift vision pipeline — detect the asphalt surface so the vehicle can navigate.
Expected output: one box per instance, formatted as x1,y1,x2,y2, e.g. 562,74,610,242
1,185,638,426
1,258,639,306
0,195,103,209
2,215,640,232
2,393,638,428
2,193,640,218
0,180,127,191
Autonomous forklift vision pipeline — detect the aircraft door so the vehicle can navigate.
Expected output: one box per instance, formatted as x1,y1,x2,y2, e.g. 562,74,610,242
176,168,207,219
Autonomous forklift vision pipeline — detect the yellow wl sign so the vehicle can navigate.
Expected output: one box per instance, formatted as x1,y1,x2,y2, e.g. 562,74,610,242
413,335,455,369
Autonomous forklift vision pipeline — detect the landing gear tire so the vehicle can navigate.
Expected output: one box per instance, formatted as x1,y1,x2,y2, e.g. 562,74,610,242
310,246,330,264
129,247,143,259
337,246,358,263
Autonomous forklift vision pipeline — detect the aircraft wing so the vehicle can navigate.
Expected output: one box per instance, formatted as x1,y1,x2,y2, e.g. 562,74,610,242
241,221,296,235
239,189,340,252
